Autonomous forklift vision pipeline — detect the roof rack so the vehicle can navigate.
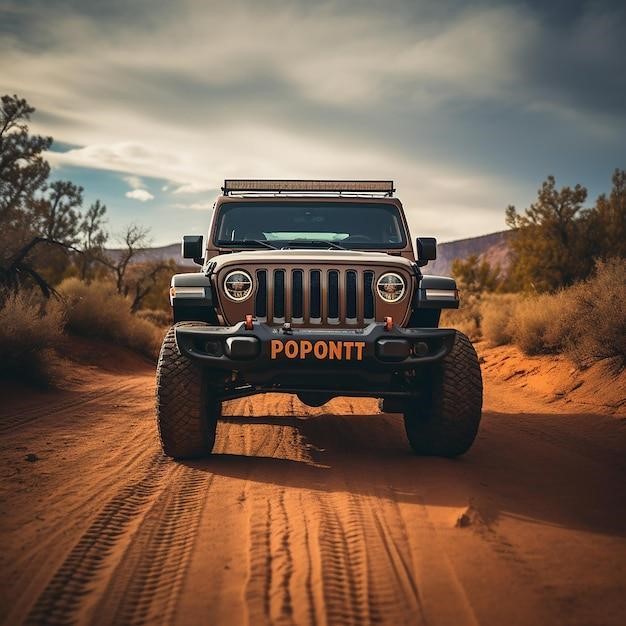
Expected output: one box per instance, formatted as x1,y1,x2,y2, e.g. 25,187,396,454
222,179,395,197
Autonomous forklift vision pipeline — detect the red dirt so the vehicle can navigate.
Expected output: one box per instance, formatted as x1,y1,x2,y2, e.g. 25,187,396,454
0,342,625,626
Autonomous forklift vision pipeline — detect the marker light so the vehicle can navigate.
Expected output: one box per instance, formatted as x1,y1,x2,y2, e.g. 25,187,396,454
170,286,206,298
425,289,458,300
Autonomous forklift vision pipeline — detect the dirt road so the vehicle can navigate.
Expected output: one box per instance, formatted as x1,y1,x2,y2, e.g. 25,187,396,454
1,343,625,626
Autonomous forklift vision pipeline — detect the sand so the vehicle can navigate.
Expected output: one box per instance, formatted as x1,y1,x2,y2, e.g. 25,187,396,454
0,341,625,626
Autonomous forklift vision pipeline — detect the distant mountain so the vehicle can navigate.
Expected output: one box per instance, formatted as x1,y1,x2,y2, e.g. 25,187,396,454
107,230,511,275
423,230,511,276
106,243,196,268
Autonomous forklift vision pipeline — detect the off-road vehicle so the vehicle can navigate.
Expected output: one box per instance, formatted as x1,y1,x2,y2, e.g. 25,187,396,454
156,180,482,458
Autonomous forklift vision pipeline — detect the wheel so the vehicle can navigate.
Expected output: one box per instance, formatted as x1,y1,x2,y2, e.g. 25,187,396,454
155,323,220,459
403,331,482,457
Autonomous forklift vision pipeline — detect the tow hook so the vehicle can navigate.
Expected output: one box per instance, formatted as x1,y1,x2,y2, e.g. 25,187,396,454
384,316,394,331
244,314,254,331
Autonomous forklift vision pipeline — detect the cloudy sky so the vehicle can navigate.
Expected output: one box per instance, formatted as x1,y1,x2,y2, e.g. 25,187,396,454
1,0,624,245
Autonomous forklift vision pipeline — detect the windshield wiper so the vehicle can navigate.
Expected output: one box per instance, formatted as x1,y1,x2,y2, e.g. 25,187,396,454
218,239,277,249
283,240,347,250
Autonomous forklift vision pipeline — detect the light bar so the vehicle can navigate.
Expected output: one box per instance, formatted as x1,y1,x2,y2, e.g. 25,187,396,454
222,179,395,196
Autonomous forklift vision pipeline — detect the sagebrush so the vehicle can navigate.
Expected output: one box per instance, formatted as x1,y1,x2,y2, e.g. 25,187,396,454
444,259,625,369
0,291,66,386
59,278,164,359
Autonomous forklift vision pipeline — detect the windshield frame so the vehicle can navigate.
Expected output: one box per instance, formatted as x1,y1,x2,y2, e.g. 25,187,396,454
211,198,409,250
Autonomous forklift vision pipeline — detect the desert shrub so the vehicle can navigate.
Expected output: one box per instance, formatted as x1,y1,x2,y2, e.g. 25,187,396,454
136,308,172,328
0,290,66,386
561,259,626,369
480,293,520,346
440,293,481,340
440,259,625,369
59,278,163,359
502,259,625,368
511,293,568,355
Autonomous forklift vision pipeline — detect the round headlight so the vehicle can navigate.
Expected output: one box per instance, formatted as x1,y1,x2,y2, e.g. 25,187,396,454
376,272,406,302
224,270,253,301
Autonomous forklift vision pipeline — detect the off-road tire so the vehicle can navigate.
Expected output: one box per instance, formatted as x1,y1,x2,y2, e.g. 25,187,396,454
403,331,482,457
156,323,220,459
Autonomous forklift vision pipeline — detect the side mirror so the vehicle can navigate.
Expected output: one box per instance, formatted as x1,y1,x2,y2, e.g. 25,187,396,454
416,237,437,267
182,235,204,265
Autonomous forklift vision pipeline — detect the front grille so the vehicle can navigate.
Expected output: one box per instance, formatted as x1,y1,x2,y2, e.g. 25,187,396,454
255,268,376,325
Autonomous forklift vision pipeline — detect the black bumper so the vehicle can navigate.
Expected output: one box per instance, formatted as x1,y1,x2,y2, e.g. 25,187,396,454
175,322,455,372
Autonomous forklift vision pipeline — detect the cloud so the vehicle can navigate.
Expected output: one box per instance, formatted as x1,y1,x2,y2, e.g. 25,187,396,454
125,188,154,202
1,0,624,243
123,174,144,190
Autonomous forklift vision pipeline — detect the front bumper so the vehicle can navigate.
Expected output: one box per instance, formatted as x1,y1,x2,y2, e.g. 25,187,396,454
175,321,455,372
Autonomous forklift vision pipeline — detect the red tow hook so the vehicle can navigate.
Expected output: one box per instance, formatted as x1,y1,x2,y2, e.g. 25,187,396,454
244,314,254,331
384,316,394,331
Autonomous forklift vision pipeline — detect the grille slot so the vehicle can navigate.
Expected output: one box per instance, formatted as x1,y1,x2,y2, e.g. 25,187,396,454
364,271,375,319
273,270,285,320
255,270,267,318
254,268,383,325
292,270,303,319
328,271,339,319
310,270,321,319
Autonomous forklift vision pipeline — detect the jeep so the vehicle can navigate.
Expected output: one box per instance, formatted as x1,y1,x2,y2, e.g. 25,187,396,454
156,179,482,458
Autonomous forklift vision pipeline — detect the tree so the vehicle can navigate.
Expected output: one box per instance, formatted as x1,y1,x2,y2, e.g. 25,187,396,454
79,200,108,280
0,94,106,297
505,176,589,292
0,95,51,222
125,259,177,313
98,224,172,312
1,175,85,296
585,169,626,261
451,255,501,296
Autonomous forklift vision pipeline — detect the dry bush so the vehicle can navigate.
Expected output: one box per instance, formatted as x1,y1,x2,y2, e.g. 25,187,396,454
59,278,164,360
136,308,172,328
0,291,66,386
440,293,482,340
443,258,625,370
511,293,568,355
504,259,625,368
561,259,626,369
480,293,520,346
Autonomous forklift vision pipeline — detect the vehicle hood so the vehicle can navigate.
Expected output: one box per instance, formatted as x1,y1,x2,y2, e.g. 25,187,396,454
209,249,415,272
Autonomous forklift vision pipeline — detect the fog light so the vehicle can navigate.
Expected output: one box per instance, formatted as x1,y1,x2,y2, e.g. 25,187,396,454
204,340,223,357
225,336,260,360
414,341,429,357
376,338,410,361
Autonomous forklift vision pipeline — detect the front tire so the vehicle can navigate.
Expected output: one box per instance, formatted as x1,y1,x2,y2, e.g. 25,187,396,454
403,331,482,457
155,323,220,459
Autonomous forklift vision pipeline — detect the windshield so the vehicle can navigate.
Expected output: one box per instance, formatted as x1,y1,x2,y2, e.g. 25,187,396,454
214,201,406,249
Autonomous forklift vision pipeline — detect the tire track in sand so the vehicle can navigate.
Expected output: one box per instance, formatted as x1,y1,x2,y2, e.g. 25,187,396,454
316,492,424,626
244,488,427,626
23,452,170,626
91,463,214,626
0,380,138,434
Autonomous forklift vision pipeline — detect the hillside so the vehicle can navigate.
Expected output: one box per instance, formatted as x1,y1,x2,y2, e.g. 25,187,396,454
108,230,511,274
423,230,510,276
106,243,196,267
